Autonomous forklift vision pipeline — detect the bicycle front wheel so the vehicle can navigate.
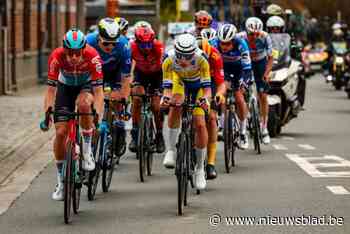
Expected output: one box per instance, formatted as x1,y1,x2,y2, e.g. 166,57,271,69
138,118,146,182
88,132,102,199
176,132,188,216
102,136,115,192
251,100,261,154
224,109,234,173
64,141,74,224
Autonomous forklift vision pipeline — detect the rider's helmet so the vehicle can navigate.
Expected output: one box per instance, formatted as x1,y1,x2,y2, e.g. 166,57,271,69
266,16,285,33
134,20,152,29
246,17,264,34
200,28,217,40
266,4,284,16
115,17,129,33
217,24,237,42
63,28,86,49
98,17,120,41
194,10,213,29
174,33,198,59
332,23,342,31
135,26,155,50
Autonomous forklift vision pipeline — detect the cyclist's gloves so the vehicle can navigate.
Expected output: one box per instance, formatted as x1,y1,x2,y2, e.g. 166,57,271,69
199,97,210,111
241,70,254,87
39,107,52,132
98,120,109,133
160,96,171,106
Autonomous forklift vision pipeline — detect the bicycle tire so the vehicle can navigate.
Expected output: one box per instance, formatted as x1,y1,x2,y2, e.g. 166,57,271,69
138,118,146,182
252,100,261,154
88,133,102,200
102,136,115,192
224,109,233,173
64,141,74,224
231,114,239,167
146,118,155,176
176,132,187,216
72,172,81,214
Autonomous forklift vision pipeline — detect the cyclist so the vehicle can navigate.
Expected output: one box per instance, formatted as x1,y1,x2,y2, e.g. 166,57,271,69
42,29,104,201
86,17,132,156
115,17,129,38
189,10,213,37
128,26,166,154
212,24,253,150
237,17,273,145
161,33,211,190
201,27,217,41
197,32,225,179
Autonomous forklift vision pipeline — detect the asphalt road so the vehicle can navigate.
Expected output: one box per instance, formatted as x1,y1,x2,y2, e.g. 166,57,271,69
1,75,350,234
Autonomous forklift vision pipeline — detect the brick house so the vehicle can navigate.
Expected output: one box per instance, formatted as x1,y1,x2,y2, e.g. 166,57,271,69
0,0,86,95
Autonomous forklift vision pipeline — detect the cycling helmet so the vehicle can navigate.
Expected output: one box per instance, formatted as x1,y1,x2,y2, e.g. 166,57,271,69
266,16,285,28
98,17,120,41
246,17,264,34
174,33,198,55
115,17,129,32
194,10,213,28
200,28,216,40
217,24,237,42
135,26,155,43
63,28,86,49
332,23,342,31
134,21,152,29
266,4,284,16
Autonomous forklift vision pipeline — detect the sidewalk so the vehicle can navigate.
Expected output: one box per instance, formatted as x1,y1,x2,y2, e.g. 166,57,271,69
0,85,54,184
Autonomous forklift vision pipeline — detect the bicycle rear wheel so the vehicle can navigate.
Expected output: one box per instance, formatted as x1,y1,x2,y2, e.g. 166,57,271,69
88,133,102,199
64,141,74,224
138,118,146,182
224,109,234,173
176,132,187,216
102,135,115,192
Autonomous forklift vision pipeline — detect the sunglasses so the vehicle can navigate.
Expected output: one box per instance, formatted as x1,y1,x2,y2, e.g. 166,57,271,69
138,42,153,49
100,38,117,47
175,52,194,60
219,41,232,47
66,48,83,57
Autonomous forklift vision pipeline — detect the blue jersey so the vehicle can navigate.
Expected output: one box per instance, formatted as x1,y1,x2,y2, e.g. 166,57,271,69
86,32,131,78
212,37,252,73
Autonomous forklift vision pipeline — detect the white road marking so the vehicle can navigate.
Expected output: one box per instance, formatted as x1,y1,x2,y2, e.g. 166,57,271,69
281,137,295,141
298,144,316,150
326,186,350,195
285,154,350,178
272,144,288,150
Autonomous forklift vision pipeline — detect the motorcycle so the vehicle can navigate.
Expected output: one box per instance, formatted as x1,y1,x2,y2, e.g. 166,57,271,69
302,42,328,76
267,33,304,137
327,41,350,90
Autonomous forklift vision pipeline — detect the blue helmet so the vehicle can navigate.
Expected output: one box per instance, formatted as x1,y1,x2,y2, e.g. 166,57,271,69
63,28,86,49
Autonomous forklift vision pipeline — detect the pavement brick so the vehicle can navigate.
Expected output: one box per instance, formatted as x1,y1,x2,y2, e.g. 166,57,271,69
0,85,54,184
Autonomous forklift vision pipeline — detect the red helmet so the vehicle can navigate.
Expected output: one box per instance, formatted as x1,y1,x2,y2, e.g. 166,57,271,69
135,26,155,43
194,10,212,28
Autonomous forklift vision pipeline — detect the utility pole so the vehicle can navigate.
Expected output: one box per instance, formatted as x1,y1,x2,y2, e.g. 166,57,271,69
106,0,119,18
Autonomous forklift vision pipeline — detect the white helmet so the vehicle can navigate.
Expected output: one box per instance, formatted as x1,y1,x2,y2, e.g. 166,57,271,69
98,17,120,40
266,16,285,28
200,28,217,40
217,24,237,42
174,33,198,55
246,17,264,33
266,4,283,16
332,23,342,31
